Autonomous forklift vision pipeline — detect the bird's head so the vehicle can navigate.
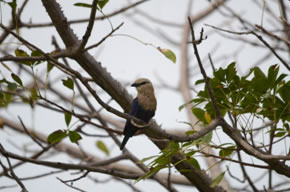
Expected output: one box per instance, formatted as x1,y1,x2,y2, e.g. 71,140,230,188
131,78,157,111
131,78,154,95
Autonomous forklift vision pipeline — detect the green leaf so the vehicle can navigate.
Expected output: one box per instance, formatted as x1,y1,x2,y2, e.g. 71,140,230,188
74,0,109,9
185,130,197,135
30,87,39,101
204,112,212,123
64,111,72,127
74,3,92,8
0,91,3,100
214,66,226,82
185,151,196,157
136,165,164,183
14,49,32,66
178,102,190,112
14,49,29,56
157,47,176,63
169,141,179,150
201,131,212,144
0,92,12,107
274,131,286,138
219,146,236,157
96,140,110,156
47,130,67,144
267,64,279,89
31,50,43,65
195,79,205,85
253,67,266,80
252,67,268,93
210,171,225,188
186,157,201,170
7,82,17,90
47,62,54,73
62,77,74,90
11,73,23,86
98,0,109,9
279,82,290,103
31,50,42,57
178,121,193,128
192,107,205,123
225,62,237,82
154,154,170,165
69,131,82,143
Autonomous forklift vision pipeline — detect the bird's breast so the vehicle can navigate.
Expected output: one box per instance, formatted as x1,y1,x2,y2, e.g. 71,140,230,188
137,94,157,111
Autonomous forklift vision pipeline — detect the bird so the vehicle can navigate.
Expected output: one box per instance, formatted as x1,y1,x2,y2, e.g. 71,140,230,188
120,78,157,150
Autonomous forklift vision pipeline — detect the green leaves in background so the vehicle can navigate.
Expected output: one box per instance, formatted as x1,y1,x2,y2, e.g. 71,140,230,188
62,77,74,90
47,130,82,144
74,0,109,10
14,49,43,66
185,63,289,125
47,62,54,73
157,47,176,63
30,87,39,102
0,77,18,107
97,0,109,9
186,157,200,170
14,49,30,66
210,171,225,188
219,145,235,157
47,130,67,144
136,142,182,182
64,111,72,127
0,91,12,107
11,73,23,87
96,140,110,156
69,130,82,143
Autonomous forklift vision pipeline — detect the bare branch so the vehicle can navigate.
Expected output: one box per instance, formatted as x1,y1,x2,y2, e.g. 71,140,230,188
78,0,98,52
1,145,28,192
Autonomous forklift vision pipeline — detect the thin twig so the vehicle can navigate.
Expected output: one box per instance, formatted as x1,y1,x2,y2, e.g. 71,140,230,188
1,145,28,192
78,0,98,52
250,30,290,71
83,22,124,52
57,177,86,192
0,144,142,179
188,18,221,118
18,116,45,149
237,150,259,192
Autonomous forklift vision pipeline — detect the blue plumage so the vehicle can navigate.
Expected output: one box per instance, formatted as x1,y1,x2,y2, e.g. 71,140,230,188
120,78,157,150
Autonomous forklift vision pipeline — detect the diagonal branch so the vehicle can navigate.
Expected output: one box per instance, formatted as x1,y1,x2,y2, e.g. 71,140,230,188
188,18,222,118
78,0,98,52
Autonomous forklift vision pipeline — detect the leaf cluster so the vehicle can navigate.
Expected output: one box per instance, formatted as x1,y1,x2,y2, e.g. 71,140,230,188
191,63,289,126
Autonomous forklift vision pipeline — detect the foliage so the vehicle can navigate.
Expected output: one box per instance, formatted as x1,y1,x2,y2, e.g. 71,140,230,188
140,63,289,186
47,129,82,144
192,63,289,128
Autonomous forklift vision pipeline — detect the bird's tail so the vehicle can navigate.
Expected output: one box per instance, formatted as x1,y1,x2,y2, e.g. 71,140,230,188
120,135,130,150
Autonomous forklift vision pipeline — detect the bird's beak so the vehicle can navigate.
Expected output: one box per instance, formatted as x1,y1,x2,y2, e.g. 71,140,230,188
131,83,137,87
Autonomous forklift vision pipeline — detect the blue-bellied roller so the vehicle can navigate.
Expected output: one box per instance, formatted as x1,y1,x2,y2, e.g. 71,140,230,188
120,78,157,150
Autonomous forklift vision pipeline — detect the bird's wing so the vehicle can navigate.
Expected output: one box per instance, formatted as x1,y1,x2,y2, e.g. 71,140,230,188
129,98,139,115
